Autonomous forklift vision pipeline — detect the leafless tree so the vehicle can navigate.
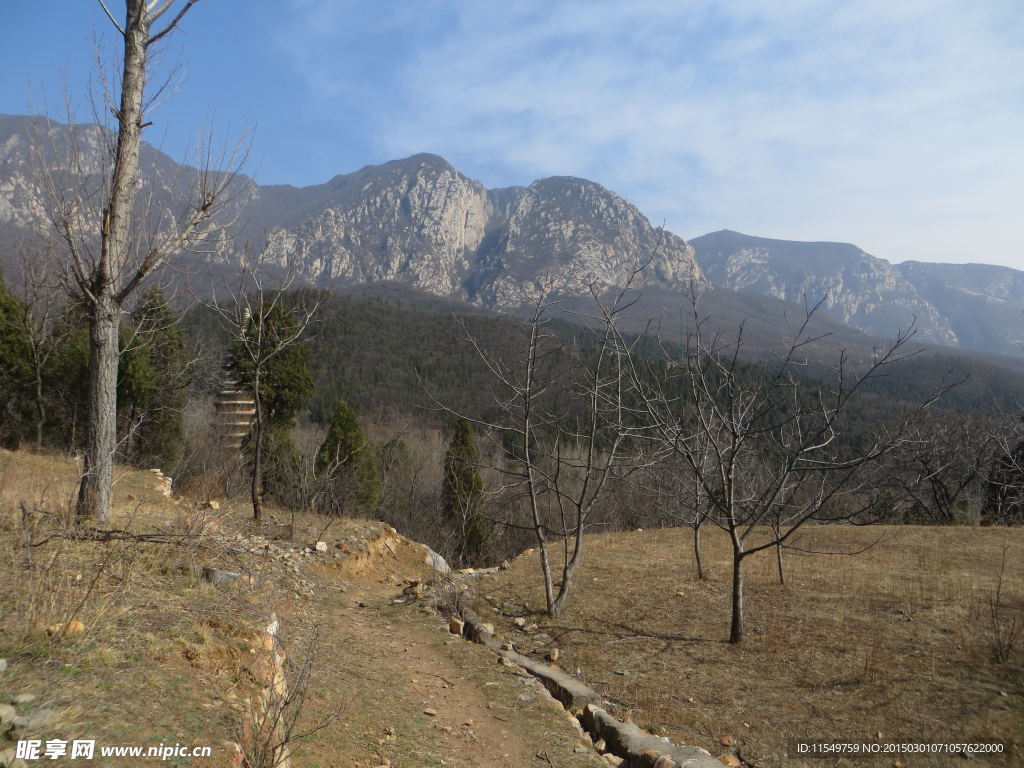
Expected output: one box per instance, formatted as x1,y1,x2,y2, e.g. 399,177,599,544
444,268,656,616
885,411,993,524
35,0,246,524
6,238,74,448
625,292,944,643
203,247,321,520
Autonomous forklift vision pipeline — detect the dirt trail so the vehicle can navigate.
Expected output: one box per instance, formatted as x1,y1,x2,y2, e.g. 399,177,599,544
279,562,605,768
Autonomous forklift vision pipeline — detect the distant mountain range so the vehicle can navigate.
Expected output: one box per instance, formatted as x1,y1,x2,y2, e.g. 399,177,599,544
691,230,1024,357
1,113,1021,360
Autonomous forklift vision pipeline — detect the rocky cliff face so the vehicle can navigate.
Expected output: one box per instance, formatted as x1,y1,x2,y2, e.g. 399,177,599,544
0,114,704,309
691,230,1024,357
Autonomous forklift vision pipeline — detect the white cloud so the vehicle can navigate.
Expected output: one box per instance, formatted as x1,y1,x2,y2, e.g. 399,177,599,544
279,0,1024,268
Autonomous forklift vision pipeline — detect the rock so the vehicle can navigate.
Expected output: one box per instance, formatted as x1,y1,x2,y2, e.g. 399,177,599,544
13,708,58,732
13,695,35,705
594,739,607,752
0,659,6,673
202,567,241,586
449,618,465,635
501,642,514,651
574,745,589,754
200,499,220,510
423,708,438,716
653,756,680,768
548,648,559,662
719,736,735,747
718,755,741,767
479,622,495,635
314,541,328,553
0,703,15,723
45,619,85,637
499,559,512,570
613,669,628,676
603,755,624,766
424,546,451,574
513,617,527,629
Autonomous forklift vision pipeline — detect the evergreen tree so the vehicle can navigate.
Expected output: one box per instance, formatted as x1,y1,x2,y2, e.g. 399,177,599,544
317,399,381,514
0,275,32,445
233,302,315,512
442,419,490,566
123,288,189,468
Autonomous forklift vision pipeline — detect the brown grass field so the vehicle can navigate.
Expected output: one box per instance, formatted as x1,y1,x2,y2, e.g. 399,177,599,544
474,525,1024,767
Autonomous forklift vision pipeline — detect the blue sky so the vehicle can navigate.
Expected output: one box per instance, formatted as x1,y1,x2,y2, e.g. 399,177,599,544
2,1,1022,268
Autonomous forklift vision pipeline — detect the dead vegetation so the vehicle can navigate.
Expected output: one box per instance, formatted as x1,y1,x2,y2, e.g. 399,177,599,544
475,524,1024,767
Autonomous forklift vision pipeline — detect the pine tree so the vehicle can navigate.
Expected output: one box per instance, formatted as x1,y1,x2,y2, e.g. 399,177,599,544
233,301,315,513
317,399,381,514
0,275,32,445
442,419,490,566
124,288,188,468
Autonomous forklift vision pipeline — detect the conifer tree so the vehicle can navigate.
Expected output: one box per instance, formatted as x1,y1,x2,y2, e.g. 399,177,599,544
317,399,381,514
442,419,490,566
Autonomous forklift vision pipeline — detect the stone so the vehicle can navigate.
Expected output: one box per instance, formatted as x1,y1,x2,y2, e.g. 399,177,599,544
501,642,514,651
613,669,628,676
314,541,328,553
448,618,465,635
574,746,589,754
603,755,624,766
13,695,35,705
46,620,84,637
423,708,437,716
202,567,241,587
718,755,741,767
0,703,15,722
548,648,559,662
594,739,606,752
13,708,58,732
513,617,526,629
720,736,735,747
0,659,6,673
499,559,512,570
479,622,495,635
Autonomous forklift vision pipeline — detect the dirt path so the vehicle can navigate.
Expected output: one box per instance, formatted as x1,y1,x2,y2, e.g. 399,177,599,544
279,567,606,768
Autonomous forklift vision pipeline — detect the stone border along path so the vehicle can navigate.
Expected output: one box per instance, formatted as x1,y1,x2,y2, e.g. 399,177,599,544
436,584,728,768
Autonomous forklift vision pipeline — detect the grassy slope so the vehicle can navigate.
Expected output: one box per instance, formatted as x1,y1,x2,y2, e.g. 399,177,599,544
474,525,1024,768
0,449,607,768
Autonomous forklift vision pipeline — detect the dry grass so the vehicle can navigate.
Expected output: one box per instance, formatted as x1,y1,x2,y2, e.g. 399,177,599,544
0,448,269,765
476,524,1024,767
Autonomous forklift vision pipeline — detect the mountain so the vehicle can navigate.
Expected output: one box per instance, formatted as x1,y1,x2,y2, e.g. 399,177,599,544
2,114,1022,364
0,115,703,310
691,229,1024,357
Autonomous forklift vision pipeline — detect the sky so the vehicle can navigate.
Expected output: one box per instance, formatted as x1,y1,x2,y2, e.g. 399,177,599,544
1,0,1022,269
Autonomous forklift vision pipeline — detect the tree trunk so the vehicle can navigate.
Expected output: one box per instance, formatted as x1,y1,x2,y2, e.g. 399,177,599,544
34,366,45,449
75,2,151,523
775,540,786,585
251,389,264,520
75,297,120,525
693,523,705,581
551,521,585,616
729,543,745,644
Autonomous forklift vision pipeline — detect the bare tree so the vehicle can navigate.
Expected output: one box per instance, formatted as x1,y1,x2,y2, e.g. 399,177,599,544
6,238,74,448
204,247,321,520
886,411,993,524
36,0,245,523
627,293,940,643
445,270,654,616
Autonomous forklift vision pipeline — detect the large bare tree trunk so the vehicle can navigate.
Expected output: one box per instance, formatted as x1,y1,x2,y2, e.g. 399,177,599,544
76,298,121,524
74,2,149,523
